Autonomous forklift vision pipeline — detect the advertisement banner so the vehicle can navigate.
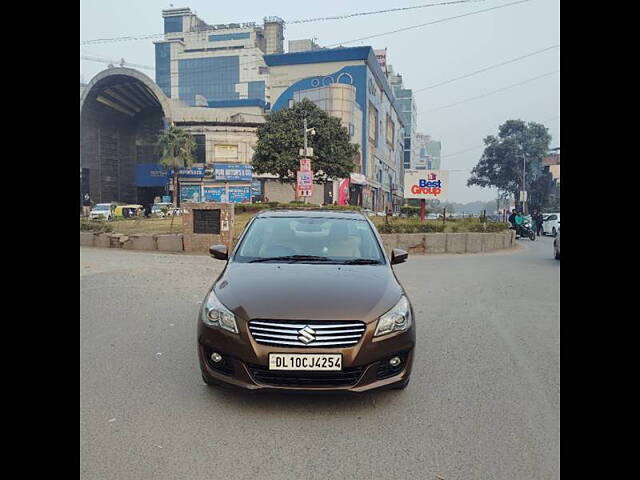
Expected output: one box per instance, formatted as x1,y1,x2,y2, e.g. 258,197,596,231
180,184,201,203
403,170,448,199
176,167,204,178
251,181,262,196
203,186,226,202
338,178,350,205
228,186,252,203
213,163,253,182
135,164,169,187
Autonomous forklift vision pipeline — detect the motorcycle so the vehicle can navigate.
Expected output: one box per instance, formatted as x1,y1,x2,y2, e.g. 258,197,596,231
517,220,536,241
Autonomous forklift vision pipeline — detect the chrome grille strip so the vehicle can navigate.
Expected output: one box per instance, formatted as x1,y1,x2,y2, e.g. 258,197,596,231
250,320,365,329
248,320,366,348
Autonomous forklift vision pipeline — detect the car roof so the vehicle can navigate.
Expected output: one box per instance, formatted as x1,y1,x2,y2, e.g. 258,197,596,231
255,209,367,219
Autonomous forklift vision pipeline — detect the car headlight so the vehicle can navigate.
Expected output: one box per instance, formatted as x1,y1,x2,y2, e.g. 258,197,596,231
374,296,411,337
201,290,238,334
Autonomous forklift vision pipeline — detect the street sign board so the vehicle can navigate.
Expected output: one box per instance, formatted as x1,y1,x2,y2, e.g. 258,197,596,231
404,170,448,199
297,170,313,188
519,191,528,202
299,158,311,172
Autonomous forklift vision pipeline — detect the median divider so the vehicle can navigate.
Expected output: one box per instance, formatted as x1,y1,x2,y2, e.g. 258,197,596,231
82,230,515,255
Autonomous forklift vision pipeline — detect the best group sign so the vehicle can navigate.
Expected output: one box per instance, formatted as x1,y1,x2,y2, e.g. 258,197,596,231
404,170,448,199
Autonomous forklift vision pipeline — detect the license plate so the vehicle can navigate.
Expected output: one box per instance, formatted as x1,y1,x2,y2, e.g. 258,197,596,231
269,353,342,371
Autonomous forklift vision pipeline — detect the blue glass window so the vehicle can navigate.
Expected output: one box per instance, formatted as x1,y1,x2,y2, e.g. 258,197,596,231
164,17,183,34
155,43,171,97
208,32,250,42
178,56,240,106
248,81,265,100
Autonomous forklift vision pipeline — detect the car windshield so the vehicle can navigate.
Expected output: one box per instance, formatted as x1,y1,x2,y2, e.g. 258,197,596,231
234,216,385,264
94,205,110,211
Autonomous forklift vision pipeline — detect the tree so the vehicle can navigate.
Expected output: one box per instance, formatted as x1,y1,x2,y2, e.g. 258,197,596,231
157,126,197,207
252,99,359,192
467,120,551,211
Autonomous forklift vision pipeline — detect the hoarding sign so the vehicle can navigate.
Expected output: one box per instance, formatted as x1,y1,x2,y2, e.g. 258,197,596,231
176,167,204,178
403,170,448,199
180,184,201,203
297,170,313,188
213,163,253,181
228,186,252,203
135,164,169,187
203,186,226,202
251,181,262,196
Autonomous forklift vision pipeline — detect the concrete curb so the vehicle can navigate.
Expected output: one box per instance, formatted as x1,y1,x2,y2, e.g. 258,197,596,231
82,230,515,255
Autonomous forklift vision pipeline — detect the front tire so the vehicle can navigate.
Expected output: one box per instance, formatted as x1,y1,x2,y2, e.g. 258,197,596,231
529,231,536,241
552,227,557,237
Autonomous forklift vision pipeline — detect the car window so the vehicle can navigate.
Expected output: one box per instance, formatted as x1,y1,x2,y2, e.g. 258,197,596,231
234,217,385,263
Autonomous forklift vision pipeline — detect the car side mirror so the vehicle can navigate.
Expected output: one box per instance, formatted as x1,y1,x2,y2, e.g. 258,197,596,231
391,248,408,265
209,244,228,261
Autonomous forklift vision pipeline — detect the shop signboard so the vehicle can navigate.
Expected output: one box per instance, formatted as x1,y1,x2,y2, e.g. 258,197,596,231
228,186,252,203
203,186,226,202
135,164,169,187
213,163,253,182
180,184,201,203
251,181,262,196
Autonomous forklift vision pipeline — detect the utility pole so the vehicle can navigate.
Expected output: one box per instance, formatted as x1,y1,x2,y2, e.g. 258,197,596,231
522,150,527,215
298,118,315,204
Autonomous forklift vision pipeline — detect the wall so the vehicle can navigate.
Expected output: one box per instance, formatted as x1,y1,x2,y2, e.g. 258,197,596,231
181,202,235,253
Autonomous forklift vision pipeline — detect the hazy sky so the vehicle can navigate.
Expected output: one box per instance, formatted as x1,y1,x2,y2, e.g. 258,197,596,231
80,0,560,203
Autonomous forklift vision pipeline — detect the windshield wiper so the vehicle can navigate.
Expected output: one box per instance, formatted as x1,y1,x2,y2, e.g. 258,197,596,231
339,259,382,265
249,255,331,263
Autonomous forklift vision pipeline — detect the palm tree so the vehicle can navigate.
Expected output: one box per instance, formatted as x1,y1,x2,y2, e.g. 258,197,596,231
157,126,196,232
157,126,197,207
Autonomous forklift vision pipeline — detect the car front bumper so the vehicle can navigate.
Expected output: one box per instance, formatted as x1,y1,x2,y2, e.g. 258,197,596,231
197,317,416,393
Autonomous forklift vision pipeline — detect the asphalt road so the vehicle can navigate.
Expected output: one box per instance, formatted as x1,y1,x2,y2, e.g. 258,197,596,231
80,236,559,480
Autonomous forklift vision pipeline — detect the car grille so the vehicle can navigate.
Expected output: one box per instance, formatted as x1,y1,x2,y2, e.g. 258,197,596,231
248,319,366,348
248,364,364,387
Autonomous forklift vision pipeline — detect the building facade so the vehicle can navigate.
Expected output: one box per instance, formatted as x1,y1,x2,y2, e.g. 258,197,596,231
414,133,442,170
387,68,418,173
264,46,405,212
155,8,284,107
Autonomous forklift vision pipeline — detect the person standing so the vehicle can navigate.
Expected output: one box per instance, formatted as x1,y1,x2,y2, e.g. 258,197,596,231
82,193,92,217
534,210,544,237
508,208,517,230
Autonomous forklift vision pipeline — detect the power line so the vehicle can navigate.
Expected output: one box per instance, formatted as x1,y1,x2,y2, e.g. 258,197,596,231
327,0,531,47
424,70,559,112
288,0,487,24
80,0,488,45
414,44,559,93
80,55,155,70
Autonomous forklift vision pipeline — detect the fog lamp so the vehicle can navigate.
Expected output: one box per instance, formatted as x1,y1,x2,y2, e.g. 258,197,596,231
210,352,223,363
389,356,402,367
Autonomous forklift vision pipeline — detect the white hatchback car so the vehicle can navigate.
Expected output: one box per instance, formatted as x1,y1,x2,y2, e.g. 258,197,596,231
89,203,113,220
543,213,560,237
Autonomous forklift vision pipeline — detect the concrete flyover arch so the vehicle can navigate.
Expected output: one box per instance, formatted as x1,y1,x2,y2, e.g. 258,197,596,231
80,67,173,205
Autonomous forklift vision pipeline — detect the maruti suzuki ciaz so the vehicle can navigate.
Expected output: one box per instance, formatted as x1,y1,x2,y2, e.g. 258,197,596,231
197,209,415,392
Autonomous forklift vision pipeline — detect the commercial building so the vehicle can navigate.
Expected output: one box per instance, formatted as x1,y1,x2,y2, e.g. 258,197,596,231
387,66,418,172
80,8,415,212
543,149,560,183
155,8,283,107
264,46,405,212
414,133,442,170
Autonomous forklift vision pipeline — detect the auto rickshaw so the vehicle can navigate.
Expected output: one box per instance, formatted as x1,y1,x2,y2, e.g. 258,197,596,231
113,204,143,218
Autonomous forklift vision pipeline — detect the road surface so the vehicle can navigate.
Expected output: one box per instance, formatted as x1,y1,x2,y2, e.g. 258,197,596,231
80,236,559,480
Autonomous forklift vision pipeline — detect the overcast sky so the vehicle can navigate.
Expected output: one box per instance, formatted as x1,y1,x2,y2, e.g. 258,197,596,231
80,0,560,203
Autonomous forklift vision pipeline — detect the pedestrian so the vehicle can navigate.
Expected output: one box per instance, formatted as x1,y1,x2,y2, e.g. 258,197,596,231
534,210,544,237
82,193,92,217
508,208,517,230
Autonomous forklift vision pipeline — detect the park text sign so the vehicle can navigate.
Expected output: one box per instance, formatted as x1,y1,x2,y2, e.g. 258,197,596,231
404,170,448,199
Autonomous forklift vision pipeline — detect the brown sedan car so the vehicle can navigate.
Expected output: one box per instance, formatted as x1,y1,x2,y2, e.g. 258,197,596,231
197,209,416,393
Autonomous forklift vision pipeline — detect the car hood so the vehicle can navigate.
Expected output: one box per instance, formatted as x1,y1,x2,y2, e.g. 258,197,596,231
213,263,403,323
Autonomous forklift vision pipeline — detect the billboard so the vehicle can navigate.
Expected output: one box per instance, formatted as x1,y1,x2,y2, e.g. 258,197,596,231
135,164,169,187
180,184,201,203
213,163,253,182
404,170,448,199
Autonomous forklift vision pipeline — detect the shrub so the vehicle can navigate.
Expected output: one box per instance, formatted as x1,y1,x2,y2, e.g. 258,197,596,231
80,219,113,233
485,222,510,232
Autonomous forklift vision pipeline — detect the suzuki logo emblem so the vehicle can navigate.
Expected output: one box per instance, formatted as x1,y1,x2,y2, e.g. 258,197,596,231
298,326,316,344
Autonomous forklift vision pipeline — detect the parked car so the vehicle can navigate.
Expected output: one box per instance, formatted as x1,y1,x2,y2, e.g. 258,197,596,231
89,203,113,220
198,209,416,393
151,203,182,217
543,213,560,237
554,226,560,260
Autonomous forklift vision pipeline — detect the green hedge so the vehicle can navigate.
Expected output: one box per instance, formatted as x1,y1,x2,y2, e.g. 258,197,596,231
80,219,113,233
234,202,362,214
375,219,509,234
377,222,445,234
